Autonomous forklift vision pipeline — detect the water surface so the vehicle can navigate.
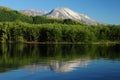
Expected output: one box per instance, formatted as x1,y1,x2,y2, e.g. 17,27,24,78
0,44,120,80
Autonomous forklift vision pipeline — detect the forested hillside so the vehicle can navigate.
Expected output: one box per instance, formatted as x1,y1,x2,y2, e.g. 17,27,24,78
0,6,33,23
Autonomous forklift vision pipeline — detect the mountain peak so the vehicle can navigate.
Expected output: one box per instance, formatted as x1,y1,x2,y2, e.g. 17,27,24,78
52,7,79,15
20,7,99,24
53,7,70,11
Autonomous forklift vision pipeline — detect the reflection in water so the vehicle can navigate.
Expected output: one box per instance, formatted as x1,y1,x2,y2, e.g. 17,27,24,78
23,58,91,73
0,44,120,73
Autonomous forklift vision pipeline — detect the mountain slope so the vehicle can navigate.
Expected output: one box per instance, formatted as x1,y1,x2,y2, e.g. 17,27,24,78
21,9,49,16
21,8,98,24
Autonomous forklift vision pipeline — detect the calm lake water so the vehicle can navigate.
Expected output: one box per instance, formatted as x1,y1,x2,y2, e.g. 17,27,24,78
0,44,120,80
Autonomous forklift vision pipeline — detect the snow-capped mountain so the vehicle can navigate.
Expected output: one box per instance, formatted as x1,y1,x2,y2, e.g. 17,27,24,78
20,8,98,24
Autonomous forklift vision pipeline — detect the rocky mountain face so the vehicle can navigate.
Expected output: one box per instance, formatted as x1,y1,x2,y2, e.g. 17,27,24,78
21,8,98,24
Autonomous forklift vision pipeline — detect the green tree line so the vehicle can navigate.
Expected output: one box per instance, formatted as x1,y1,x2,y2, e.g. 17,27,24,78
0,22,120,43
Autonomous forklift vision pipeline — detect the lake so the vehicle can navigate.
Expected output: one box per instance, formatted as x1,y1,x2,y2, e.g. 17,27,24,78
0,44,120,80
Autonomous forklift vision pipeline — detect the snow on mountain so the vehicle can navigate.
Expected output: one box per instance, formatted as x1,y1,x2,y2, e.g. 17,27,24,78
20,9,49,16
20,7,98,24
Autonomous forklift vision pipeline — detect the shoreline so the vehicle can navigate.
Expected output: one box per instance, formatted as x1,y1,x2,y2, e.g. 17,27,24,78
23,42,120,44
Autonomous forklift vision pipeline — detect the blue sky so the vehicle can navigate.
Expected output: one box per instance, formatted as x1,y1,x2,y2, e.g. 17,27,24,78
0,0,120,24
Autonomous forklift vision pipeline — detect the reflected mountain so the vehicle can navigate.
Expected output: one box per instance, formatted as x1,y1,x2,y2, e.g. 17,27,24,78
23,58,91,73
0,44,120,73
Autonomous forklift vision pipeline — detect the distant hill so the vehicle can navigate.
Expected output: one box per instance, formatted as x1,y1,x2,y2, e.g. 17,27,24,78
0,6,33,23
